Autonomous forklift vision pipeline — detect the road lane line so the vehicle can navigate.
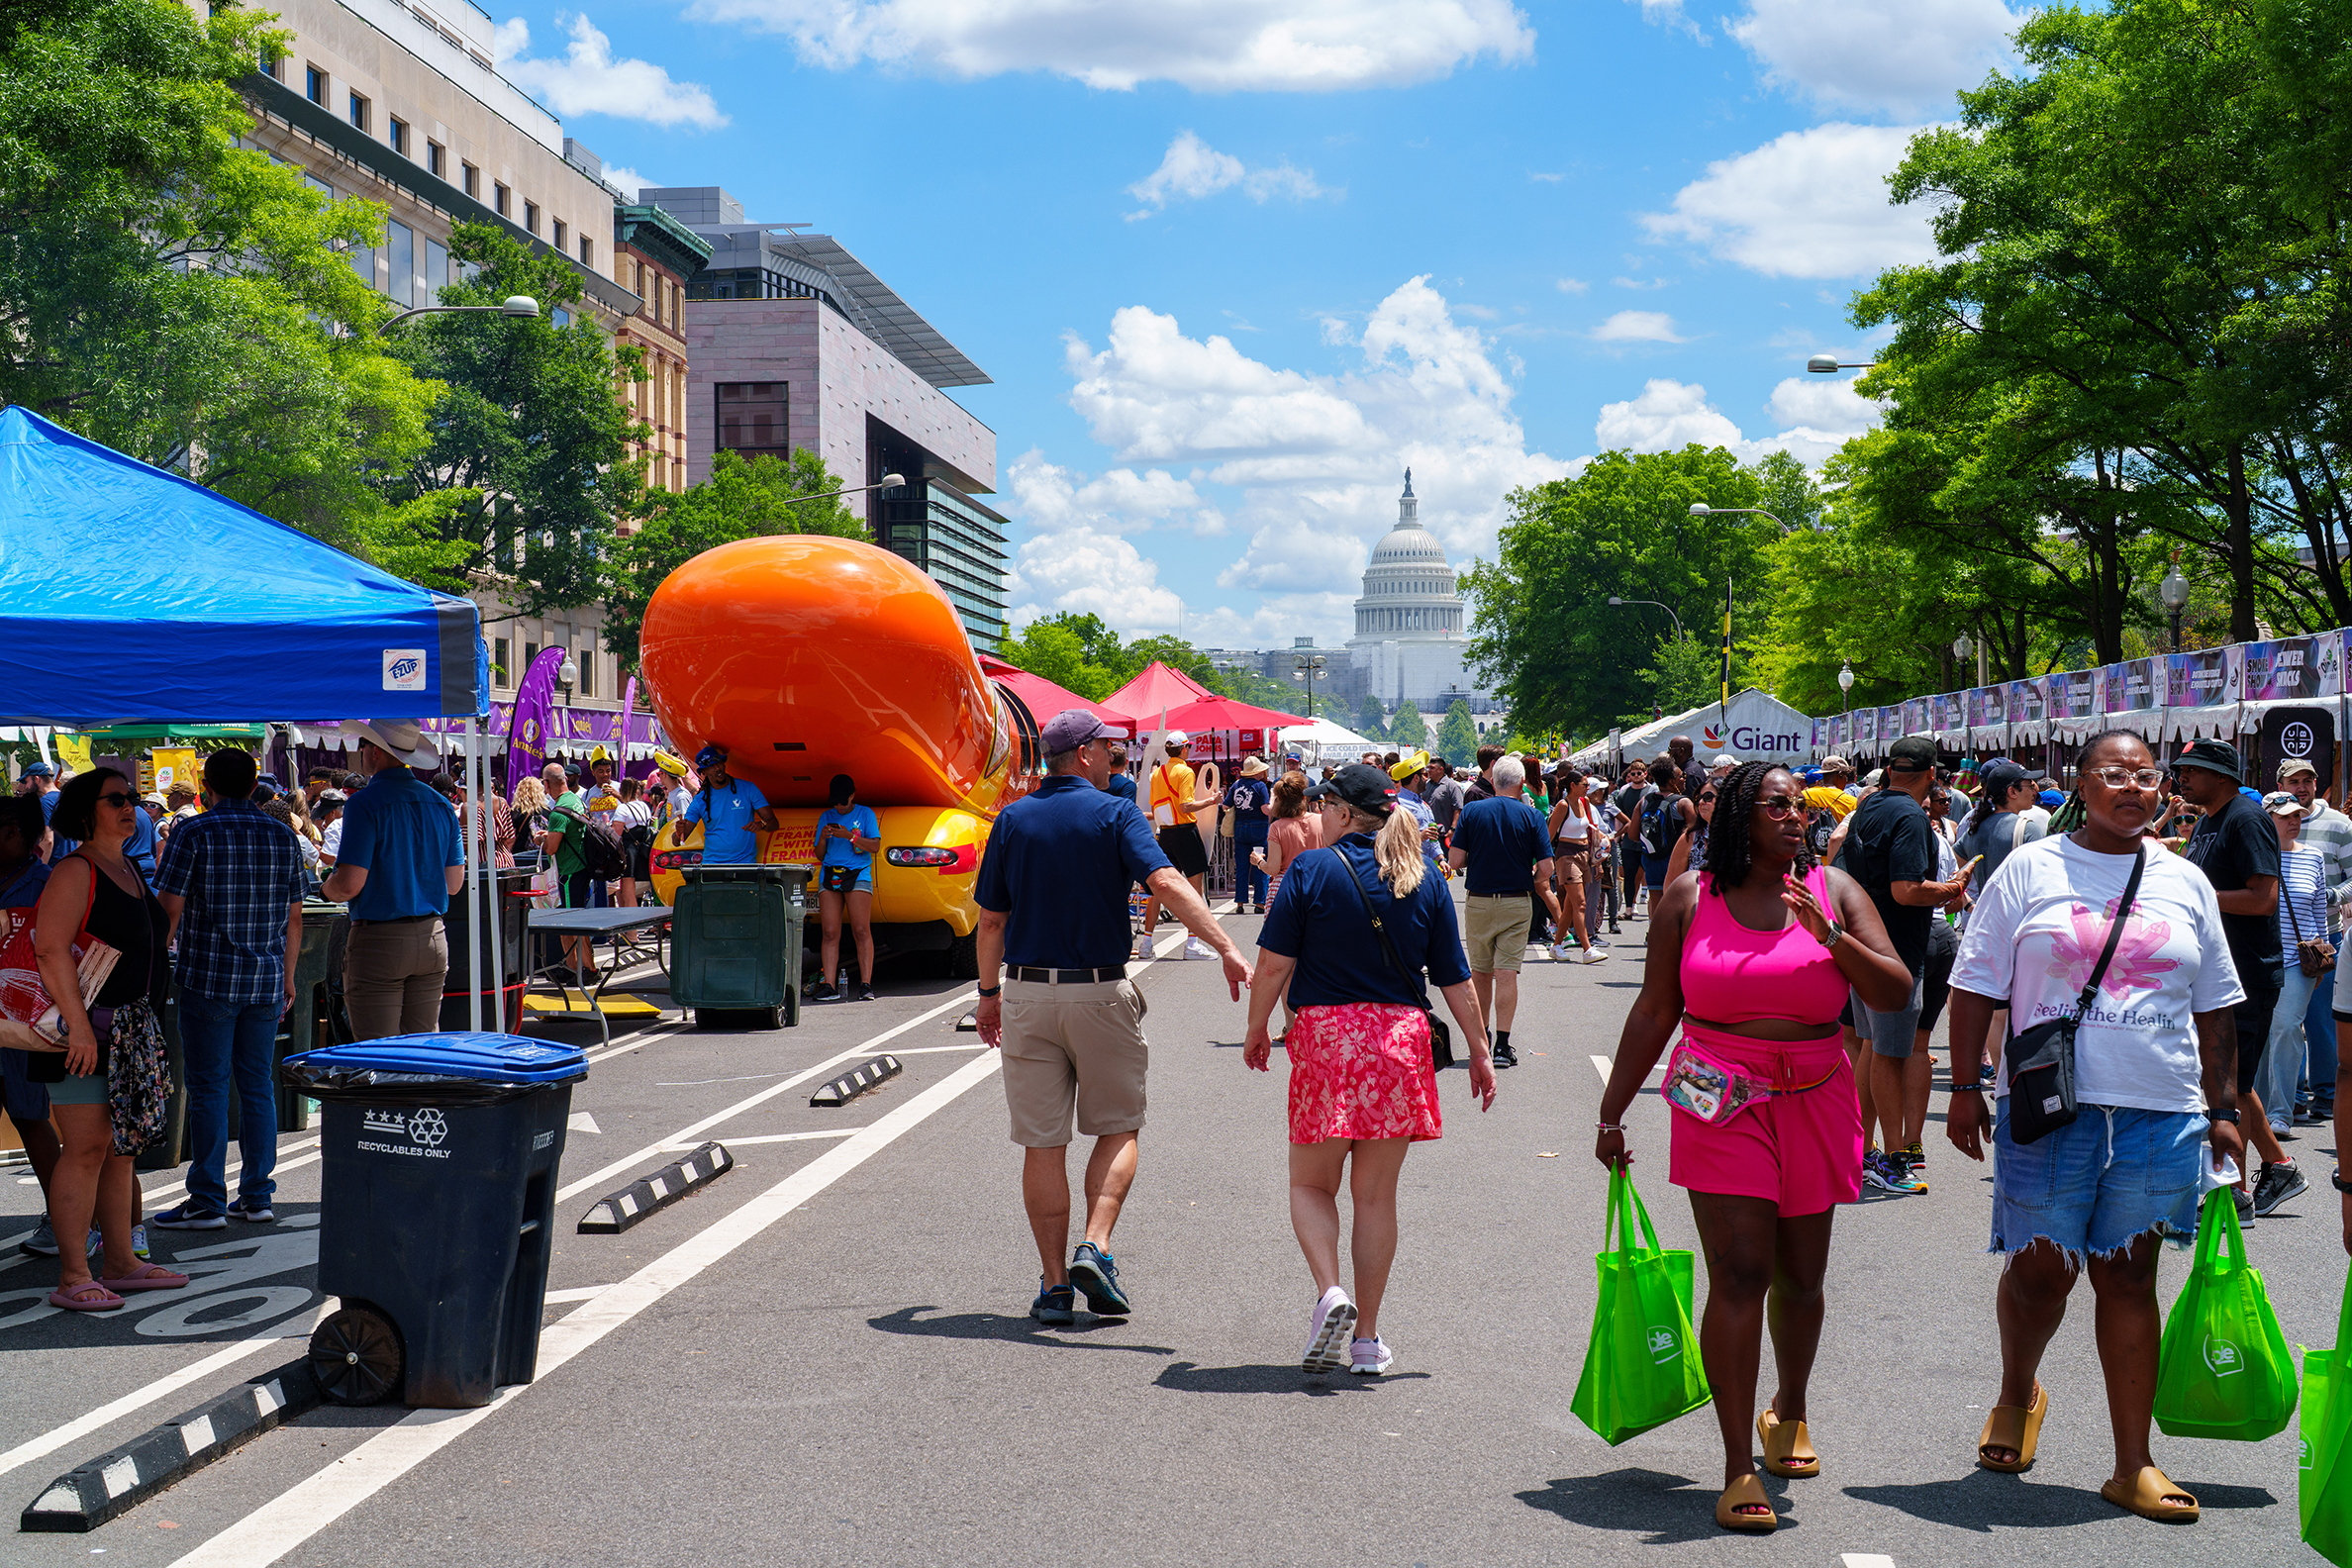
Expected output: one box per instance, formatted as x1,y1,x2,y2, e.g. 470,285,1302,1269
889,1043,987,1054
551,988,976,1204
657,1129,857,1150
1590,1054,1612,1086
139,1136,323,1206
169,1049,1006,1568
1842,1556,1898,1568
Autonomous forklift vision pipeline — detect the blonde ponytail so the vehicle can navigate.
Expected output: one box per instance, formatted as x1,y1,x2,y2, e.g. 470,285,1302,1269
1371,808,1427,897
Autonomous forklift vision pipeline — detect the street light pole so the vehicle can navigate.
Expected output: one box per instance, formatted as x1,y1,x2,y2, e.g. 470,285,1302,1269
1292,653,1326,719
2161,559,2191,652
1605,596,1684,640
376,296,540,332
1806,354,1880,374
1837,660,1854,719
789,472,906,508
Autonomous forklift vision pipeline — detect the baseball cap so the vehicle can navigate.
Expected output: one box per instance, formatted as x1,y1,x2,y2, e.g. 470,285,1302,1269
1819,755,1851,772
1163,730,1190,749
316,789,346,808
1041,708,1118,754
23,760,52,777
1887,735,1938,773
694,743,728,770
1711,753,1740,768
2038,788,2063,808
2264,790,2303,817
2279,756,2319,781
1305,762,1400,817
1980,758,2031,794
2174,736,2243,783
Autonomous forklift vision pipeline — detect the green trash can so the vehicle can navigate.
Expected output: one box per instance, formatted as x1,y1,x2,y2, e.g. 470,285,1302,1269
672,864,808,1029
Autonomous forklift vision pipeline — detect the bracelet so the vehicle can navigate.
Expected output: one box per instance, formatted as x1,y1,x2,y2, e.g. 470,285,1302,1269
1596,1121,1625,1132
2332,1167,2349,1195
976,984,1001,998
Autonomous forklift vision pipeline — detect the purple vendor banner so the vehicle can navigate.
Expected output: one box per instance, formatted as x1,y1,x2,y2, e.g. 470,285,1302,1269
1880,704,1903,742
1903,697,1928,735
2243,635,2341,701
505,646,565,784
2056,668,2097,720
2007,678,2046,727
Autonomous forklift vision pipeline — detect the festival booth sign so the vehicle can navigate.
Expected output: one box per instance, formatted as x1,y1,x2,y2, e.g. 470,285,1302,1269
1879,706,1905,752
0,404,506,1028
2239,635,2341,789
1966,683,2010,754
1931,692,1968,749
1903,697,1932,738
1569,688,1815,768
1283,715,1383,763
2049,667,2101,742
2163,645,2244,743
2093,658,2166,743
2007,678,2049,748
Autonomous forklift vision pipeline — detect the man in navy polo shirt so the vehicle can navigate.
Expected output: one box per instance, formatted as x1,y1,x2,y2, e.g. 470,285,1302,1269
1447,755,1568,1068
323,720,463,1040
974,709,1250,1325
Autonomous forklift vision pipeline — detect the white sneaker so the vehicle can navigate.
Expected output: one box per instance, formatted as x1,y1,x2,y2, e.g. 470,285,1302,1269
1349,1335,1395,1375
1184,935,1217,962
1302,1286,1356,1374
1549,942,1571,962
1578,947,1611,964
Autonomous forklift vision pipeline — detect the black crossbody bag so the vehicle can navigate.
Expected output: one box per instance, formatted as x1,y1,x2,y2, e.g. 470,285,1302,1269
2005,848,2143,1145
1331,848,1454,1071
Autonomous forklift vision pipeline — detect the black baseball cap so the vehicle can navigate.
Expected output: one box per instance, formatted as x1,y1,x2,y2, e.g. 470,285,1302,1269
2175,737,2243,783
1305,762,1400,816
1887,736,1938,773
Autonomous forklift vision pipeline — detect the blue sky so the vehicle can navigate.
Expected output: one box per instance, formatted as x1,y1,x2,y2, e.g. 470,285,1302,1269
488,0,2028,648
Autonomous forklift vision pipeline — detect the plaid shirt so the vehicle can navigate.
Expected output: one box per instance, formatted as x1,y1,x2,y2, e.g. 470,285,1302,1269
152,797,307,1004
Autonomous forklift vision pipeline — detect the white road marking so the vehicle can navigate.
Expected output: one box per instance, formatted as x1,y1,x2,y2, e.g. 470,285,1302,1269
566,1112,600,1134
887,1043,987,1054
1590,1054,1612,1087
1842,1556,1898,1568
540,1286,610,1305
139,1137,322,1207
552,988,976,1204
658,1129,857,1150
168,1049,1007,1568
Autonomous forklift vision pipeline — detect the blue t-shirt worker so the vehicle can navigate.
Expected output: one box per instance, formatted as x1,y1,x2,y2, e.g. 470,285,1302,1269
150,747,307,1228
321,720,463,1040
812,773,883,1003
1227,758,1275,913
972,708,1251,1327
681,744,776,867
1446,755,1566,1068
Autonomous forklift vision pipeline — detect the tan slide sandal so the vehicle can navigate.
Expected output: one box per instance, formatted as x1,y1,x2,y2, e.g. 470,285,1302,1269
1757,1406,1818,1478
2101,1466,2199,1523
1977,1381,2047,1472
1715,1472,1778,1532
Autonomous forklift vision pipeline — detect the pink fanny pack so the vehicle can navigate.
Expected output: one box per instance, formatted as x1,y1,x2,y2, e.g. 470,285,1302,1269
1661,1032,1840,1126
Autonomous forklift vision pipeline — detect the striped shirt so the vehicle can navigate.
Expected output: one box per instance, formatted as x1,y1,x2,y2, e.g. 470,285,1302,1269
2278,844,2329,954
2297,801,2352,934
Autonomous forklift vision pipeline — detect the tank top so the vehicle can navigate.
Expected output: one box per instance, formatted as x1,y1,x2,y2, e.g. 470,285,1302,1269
1678,867,1848,1028
76,854,166,1009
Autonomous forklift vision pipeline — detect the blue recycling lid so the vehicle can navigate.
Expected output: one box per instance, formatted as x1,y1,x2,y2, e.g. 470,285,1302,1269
284,1032,587,1084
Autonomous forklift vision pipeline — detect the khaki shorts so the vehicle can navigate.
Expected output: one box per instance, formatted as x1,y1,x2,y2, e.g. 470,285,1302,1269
1000,978,1150,1147
1553,843,1588,888
1464,894,1533,974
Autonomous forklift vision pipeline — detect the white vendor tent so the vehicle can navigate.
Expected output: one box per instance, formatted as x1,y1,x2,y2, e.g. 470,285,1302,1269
1569,688,1814,769
1277,715,1381,762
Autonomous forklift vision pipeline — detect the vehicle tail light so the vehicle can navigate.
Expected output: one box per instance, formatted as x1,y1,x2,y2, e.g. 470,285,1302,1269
886,844,976,873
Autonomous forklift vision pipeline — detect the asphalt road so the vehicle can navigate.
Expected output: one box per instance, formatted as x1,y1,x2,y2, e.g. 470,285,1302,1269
2,899,2344,1566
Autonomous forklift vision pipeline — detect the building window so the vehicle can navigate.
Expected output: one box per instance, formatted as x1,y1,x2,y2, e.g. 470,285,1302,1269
578,236,592,267
426,141,443,177
522,640,539,677
716,382,789,458
492,637,510,688
388,117,408,154
385,220,414,306
493,182,510,217
523,200,539,235
305,64,326,104
260,49,282,80
577,652,595,697
424,237,446,301
346,91,367,131
550,306,569,328
462,162,479,198
551,218,566,251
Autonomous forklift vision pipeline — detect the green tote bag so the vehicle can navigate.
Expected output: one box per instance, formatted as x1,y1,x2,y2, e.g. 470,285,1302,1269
2302,1260,2352,1567
1570,1167,1711,1445
2153,1187,2298,1441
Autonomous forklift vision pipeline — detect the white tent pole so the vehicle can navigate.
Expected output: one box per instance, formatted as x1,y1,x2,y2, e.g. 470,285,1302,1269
463,717,482,1032
486,722,505,1032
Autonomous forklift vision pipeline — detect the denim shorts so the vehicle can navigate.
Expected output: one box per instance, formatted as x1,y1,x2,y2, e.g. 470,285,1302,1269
1990,1097,2206,1263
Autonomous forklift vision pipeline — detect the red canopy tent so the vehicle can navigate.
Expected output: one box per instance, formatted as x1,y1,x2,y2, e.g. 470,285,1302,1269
1101,660,1216,723
976,652,1133,734
1158,693,1303,734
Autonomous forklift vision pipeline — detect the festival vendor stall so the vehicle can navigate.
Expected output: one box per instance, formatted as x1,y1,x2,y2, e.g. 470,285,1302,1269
1568,688,1813,769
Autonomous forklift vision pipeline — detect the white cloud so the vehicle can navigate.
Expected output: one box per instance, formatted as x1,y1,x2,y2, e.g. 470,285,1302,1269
1591,310,1686,343
1592,376,1878,467
601,164,654,201
1006,526,1183,633
1530,170,1566,183
1633,0,1705,41
1126,132,1328,218
1555,276,1589,294
1006,276,1570,640
1730,0,2017,119
500,15,729,129
1639,122,1943,278
686,0,1535,92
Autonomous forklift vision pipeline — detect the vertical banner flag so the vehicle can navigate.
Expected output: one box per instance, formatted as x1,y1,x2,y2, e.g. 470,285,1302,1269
1719,577,1733,724
506,646,565,784
619,675,638,764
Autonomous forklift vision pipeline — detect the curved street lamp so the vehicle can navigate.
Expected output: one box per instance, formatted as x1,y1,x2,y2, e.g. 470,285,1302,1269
1689,501,1812,535
377,295,540,333
1808,353,1879,374
1607,595,1684,640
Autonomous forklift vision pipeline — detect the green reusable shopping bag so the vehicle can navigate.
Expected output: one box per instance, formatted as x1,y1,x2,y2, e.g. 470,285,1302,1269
1570,1167,1711,1445
2301,1261,2352,1567
2153,1187,2298,1441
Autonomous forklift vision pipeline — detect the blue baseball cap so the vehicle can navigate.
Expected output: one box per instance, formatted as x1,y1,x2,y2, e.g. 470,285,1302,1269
23,760,52,777
694,743,728,770
2037,789,2062,807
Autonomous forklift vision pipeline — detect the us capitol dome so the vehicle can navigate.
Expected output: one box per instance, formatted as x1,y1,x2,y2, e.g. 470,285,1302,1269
1343,469,1480,707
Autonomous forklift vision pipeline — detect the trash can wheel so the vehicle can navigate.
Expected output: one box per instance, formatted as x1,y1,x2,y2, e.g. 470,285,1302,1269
310,1304,404,1406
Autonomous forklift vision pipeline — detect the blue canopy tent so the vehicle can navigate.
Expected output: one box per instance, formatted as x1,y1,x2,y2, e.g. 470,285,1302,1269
0,405,505,1028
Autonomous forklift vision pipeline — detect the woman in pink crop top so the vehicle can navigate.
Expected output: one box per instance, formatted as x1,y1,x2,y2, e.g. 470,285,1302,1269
1593,762,1911,1533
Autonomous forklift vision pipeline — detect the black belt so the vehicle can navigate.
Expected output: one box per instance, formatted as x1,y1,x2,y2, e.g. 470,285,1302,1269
1467,891,1531,898
1008,965,1127,985
351,912,441,926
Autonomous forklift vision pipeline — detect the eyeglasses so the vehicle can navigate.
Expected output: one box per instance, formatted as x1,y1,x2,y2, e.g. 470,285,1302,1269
1756,798,1804,818
1698,792,1717,804
2087,767,2165,790
96,791,137,809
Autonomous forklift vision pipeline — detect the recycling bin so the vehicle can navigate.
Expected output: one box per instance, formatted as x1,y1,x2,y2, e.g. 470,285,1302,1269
283,1032,587,1410
672,863,809,1029
438,868,536,1032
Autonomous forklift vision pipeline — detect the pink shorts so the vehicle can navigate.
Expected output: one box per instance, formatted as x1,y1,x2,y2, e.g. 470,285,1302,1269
1666,1024,1861,1217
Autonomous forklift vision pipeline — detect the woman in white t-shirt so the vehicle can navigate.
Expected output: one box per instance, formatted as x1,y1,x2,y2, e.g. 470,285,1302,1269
1944,731,2245,1524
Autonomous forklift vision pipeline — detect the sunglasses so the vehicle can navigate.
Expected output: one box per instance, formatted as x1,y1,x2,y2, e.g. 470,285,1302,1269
97,791,138,809
1756,798,1804,818
1698,792,1717,804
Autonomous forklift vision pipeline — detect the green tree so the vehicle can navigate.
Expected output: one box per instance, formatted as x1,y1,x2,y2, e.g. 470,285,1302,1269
1625,636,1724,726
0,0,454,571
601,447,865,670
1433,699,1480,762
1387,699,1427,750
1352,694,1388,742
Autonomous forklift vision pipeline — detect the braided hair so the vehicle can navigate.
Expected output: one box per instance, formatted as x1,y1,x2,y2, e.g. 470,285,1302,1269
1700,760,1809,893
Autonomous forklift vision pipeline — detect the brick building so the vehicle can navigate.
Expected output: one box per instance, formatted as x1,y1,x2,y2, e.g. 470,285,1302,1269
611,203,712,498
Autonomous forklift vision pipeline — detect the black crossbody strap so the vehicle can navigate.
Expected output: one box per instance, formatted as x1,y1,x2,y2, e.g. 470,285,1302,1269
2071,849,2145,1020
1330,847,1422,995
2286,855,2306,944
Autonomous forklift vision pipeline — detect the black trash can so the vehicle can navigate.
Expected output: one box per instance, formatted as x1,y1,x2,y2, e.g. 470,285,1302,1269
438,868,535,1031
282,1032,588,1410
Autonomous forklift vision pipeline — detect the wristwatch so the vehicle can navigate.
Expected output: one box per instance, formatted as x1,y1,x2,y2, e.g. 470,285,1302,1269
1816,921,1846,950
2205,1106,2241,1125
976,983,1001,998
2332,1167,2350,1195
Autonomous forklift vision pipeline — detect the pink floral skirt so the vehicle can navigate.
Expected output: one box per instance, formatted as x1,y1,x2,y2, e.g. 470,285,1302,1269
1287,1003,1442,1144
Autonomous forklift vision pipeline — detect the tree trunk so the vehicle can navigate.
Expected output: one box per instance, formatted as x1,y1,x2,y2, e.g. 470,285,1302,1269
2226,443,2258,642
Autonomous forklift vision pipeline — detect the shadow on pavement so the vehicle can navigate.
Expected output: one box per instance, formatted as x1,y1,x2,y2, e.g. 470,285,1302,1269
866,1306,1174,1354
2172,1480,2277,1512
1516,1467,1764,1542
1150,1361,1431,1394
1841,1469,2119,1529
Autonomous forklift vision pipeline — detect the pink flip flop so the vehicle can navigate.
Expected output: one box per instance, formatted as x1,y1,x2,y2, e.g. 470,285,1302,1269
98,1263,188,1293
49,1280,125,1312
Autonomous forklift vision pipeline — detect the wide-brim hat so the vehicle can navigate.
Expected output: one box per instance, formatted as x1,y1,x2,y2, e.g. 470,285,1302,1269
1239,756,1270,777
342,720,438,769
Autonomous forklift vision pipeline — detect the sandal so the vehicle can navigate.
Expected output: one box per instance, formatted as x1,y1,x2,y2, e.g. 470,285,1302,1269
1715,1471,1777,1532
1757,1406,1819,1478
1978,1381,2047,1472
48,1280,125,1313
2100,1465,2199,1522
99,1262,188,1292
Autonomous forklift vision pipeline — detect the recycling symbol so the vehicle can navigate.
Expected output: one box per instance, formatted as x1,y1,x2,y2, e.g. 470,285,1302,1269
408,1109,448,1147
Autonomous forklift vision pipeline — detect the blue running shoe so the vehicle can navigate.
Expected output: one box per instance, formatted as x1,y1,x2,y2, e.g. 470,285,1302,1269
1029,1278,1075,1325
149,1203,226,1230
1068,1242,1131,1316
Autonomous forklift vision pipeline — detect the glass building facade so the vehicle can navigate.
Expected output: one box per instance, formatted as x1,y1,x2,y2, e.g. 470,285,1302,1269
881,479,1009,649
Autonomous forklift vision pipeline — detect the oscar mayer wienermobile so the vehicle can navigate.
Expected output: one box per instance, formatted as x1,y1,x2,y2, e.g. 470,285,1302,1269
639,535,1043,978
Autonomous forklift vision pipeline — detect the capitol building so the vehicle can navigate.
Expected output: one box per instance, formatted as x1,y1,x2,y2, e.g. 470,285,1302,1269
1342,470,1485,708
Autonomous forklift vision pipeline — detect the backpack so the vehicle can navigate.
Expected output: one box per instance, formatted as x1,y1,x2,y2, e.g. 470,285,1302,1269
553,802,629,879
1638,795,1674,858
1806,806,1839,859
